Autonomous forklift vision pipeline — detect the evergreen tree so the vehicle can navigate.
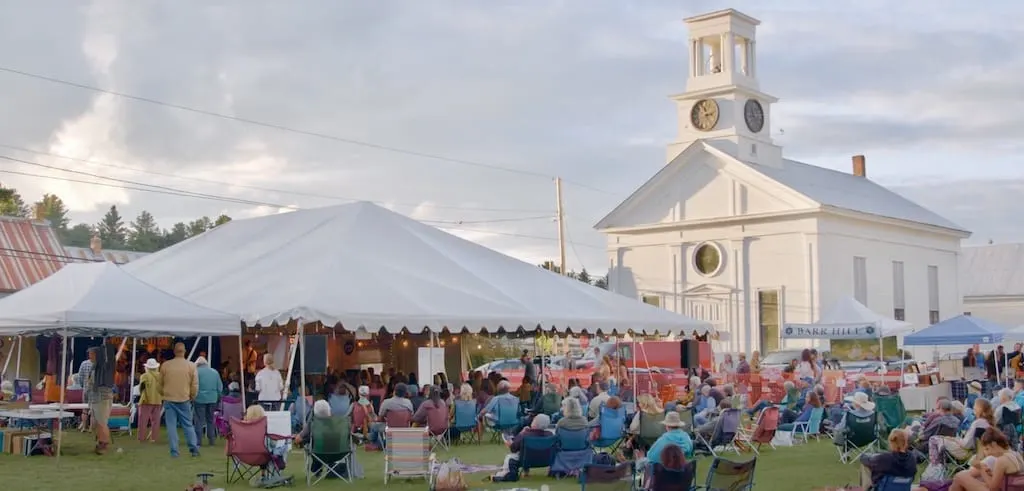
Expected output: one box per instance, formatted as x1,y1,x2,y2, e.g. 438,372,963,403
33,194,70,231
576,268,592,285
162,222,189,248
214,214,232,226
96,205,127,249
127,210,161,252
187,216,213,237
594,276,608,289
64,224,94,248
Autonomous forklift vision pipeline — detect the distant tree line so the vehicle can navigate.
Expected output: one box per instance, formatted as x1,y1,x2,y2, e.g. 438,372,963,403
0,184,231,253
539,260,608,289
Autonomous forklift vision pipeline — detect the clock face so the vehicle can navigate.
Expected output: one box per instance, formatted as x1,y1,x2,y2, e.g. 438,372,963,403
690,99,719,132
744,99,765,133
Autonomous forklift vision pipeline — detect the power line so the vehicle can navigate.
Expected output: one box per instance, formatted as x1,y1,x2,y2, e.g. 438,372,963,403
0,66,620,196
0,154,553,225
0,143,552,213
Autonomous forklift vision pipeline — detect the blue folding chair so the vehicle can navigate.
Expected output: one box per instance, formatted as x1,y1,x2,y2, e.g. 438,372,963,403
489,398,521,443
875,475,913,491
594,405,627,453
519,434,558,477
452,399,478,445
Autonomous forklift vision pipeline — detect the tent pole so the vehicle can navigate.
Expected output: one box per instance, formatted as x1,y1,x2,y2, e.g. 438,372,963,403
282,326,299,411
237,335,246,409
56,330,68,464
130,339,138,410
187,337,200,361
1,337,13,378
15,335,22,379
208,336,213,363
298,322,307,417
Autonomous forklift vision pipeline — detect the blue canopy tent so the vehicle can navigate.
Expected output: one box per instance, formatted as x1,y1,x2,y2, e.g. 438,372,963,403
904,315,1009,384
903,315,1007,346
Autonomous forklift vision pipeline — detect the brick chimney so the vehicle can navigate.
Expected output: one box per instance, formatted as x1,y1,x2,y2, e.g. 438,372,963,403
852,155,866,177
89,235,102,255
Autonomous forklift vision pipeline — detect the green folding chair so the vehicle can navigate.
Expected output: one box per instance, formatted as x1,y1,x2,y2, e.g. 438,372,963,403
835,412,878,464
305,415,353,485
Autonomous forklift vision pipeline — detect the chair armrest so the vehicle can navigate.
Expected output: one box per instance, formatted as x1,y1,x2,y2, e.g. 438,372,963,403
267,433,290,441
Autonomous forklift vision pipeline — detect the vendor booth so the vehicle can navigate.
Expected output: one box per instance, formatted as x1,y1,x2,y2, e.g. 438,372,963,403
0,261,241,459
782,297,914,404
903,314,1009,408
125,202,713,403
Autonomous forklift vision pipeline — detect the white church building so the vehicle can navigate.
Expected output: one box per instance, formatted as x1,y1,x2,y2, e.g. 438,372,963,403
595,9,970,355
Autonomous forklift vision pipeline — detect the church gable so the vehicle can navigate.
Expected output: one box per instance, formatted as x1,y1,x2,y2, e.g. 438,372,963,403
595,142,815,230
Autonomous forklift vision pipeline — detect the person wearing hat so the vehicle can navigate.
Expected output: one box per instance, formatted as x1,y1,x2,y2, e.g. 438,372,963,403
645,410,694,465
193,356,223,448
137,358,163,443
832,392,876,445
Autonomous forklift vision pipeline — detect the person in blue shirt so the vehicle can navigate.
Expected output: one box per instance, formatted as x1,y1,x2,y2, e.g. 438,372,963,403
646,411,694,464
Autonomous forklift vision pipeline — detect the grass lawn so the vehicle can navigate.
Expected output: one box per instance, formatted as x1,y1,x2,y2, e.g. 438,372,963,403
0,430,867,490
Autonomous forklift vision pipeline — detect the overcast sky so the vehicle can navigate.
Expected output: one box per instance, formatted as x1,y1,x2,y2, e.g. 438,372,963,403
0,1,1021,273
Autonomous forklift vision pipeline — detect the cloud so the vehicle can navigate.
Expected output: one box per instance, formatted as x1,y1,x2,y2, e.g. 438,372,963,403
0,1,1021,273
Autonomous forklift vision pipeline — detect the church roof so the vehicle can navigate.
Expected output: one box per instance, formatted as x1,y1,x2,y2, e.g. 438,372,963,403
704,142,966,233
594,139,968,235
960,243,1024,297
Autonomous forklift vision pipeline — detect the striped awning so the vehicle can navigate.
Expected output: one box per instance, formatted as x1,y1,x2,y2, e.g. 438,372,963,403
0,217,65,292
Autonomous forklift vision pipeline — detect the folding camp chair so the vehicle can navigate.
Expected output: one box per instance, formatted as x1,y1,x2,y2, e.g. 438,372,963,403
788,407,824,443
488,399,521,443
452,400,478,445
305,415,353,485
875,475,913,491
736,406,778,454
424,404,450,451
875,395,907,444
699,456,757,491
635,411,666,451
580,461,637,491
594,405,627,453
836,412,879,464
519,434,557,477
943,426,987,477
383,427,434,486
695,408,741,457
999,406,1022,451
225,416,290,485
644,460,696,491
552,427,594,477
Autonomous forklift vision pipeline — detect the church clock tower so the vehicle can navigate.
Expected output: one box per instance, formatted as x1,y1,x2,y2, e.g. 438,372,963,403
666,9,782,168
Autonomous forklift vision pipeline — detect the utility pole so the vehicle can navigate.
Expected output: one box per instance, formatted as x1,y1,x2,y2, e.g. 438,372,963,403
555,177,567,276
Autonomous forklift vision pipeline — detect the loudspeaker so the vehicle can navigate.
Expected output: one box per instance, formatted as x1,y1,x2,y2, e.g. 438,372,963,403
680,340,700,369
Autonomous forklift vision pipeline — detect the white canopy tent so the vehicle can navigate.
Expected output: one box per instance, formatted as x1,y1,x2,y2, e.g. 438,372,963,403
0,261,240,461
783,297,913,361
785,296,913,339
0,261,241,337
125,201,712,336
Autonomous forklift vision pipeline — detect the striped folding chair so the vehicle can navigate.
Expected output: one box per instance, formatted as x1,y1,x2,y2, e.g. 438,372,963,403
383,427,435,486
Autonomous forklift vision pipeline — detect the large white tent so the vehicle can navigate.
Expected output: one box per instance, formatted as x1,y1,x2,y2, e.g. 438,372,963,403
125,202,711,336
0,261,240,337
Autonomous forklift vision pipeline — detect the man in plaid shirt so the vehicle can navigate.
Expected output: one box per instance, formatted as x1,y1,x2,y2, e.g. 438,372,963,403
76,356,94,431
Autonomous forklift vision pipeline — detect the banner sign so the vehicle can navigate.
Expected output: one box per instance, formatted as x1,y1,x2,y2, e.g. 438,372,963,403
782,323,877,340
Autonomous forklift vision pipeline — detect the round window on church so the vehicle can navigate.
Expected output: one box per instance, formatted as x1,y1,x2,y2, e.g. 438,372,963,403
693,243,723,276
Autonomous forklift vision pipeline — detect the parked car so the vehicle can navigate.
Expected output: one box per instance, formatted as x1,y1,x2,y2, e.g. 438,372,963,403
760,349,804,369
472,355,568,375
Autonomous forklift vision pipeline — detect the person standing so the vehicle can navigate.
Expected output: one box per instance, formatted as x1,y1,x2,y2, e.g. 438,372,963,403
87,343,118,455
76,354,95,432
243,340,258,376
137,358,163,443
255,353,284,404
193,356,223,447
160,342,200,458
